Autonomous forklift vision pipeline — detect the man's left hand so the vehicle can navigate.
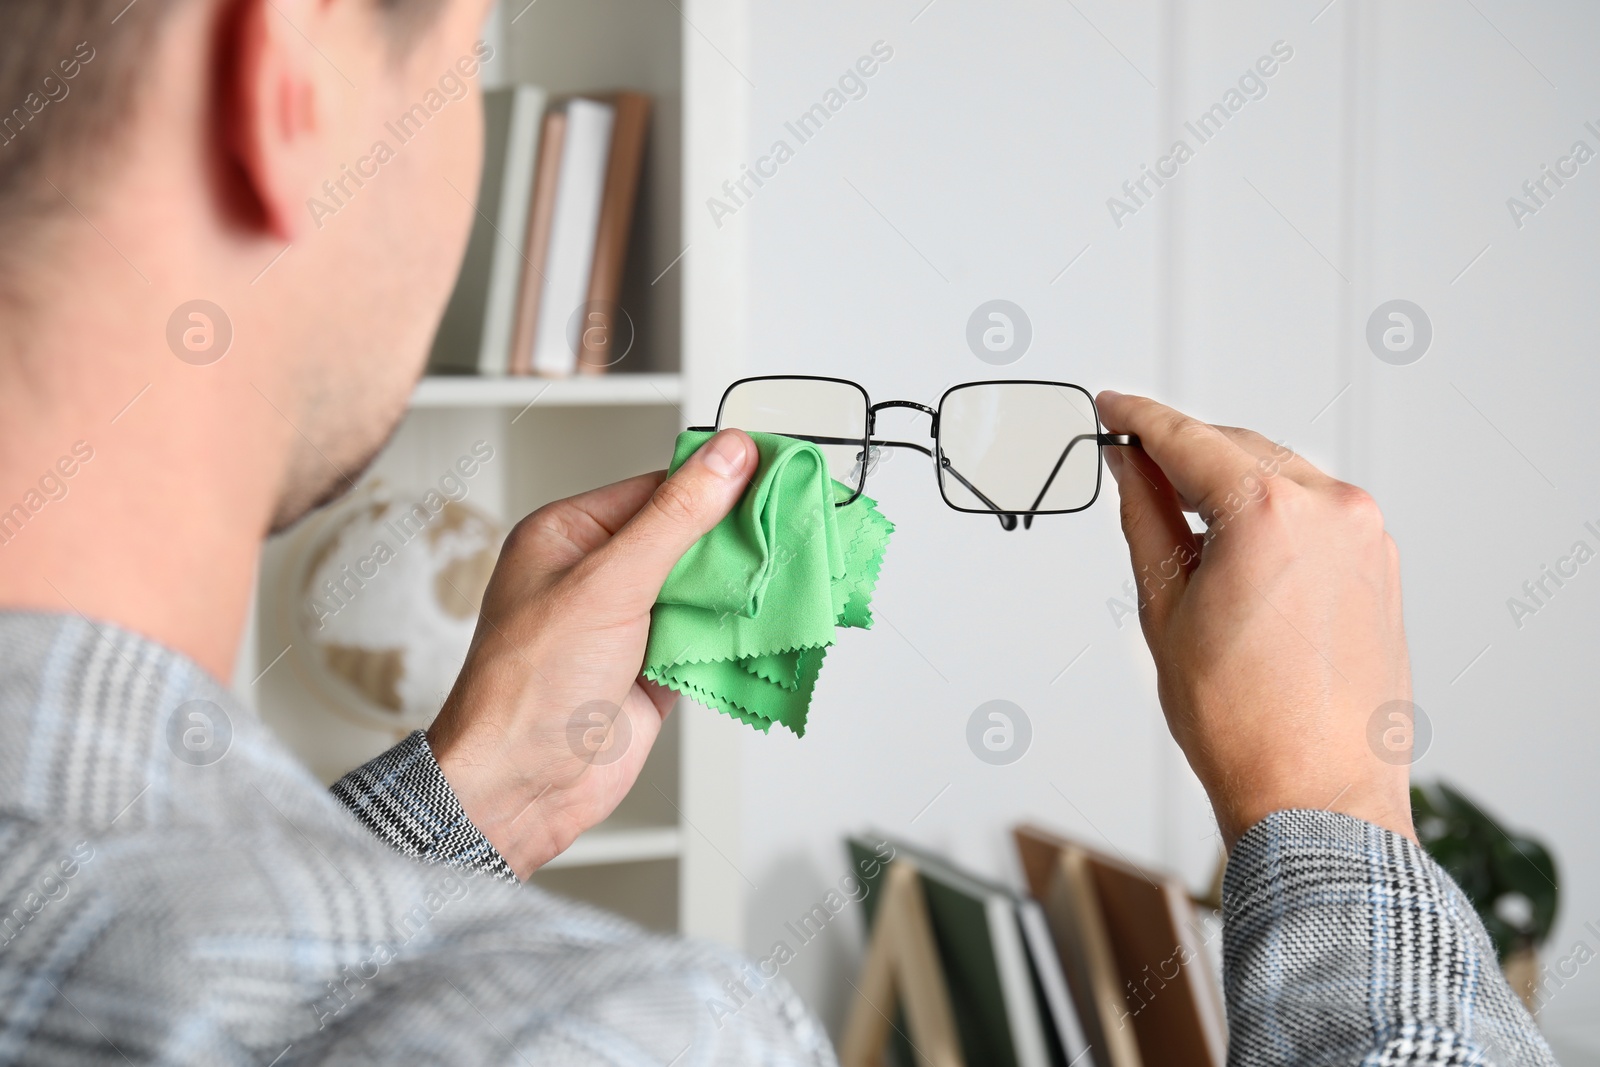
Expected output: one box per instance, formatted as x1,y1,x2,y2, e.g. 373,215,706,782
426,429,756,878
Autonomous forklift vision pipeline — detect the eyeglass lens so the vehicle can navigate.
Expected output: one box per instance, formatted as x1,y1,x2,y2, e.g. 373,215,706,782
716,378,869,500
937,383,1100,514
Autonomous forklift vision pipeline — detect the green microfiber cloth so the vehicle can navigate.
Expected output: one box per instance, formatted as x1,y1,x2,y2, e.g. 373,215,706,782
642,430,893,736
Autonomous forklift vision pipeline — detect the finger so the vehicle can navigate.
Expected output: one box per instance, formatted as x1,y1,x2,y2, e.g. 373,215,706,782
577,429,758,614
1097,391,1261,522
639,677,679,719
508,472,668,570
545,471,668,548
1105,445,1201,634
1211,426,1334,491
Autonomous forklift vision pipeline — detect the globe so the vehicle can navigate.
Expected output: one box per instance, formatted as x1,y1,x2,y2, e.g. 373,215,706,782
288,484,501,730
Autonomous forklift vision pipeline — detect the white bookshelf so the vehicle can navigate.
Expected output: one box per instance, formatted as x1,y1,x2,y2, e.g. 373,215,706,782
410,373,684,409
243,0,751,944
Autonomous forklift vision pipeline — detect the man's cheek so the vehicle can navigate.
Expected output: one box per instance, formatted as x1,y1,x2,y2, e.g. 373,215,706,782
436,97,483,255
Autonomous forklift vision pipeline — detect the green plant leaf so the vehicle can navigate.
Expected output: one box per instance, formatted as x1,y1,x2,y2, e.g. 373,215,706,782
1491,835,1559,942
1437,782,1499,836
1411,785,1440,825
1410,778,1562,956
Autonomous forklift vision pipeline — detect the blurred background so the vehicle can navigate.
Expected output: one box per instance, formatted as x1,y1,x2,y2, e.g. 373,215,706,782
243,0,1600,1058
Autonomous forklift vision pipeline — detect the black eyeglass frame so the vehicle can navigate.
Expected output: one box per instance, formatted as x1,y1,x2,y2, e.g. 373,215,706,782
691,374,1140,531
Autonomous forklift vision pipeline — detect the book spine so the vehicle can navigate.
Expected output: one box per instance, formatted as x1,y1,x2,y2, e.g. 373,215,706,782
508,108,566,376
579,92,652,376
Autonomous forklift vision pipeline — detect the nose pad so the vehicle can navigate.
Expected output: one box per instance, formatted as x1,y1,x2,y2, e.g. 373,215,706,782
846,444,884,485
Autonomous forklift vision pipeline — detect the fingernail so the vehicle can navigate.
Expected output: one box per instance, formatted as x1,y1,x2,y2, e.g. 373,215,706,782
700,431,749,478
1099,389,1123,403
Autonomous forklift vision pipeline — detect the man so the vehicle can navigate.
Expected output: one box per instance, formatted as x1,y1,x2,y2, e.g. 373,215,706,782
0,0,1556,1064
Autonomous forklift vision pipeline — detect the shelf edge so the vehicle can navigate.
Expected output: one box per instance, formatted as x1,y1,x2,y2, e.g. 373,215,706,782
538,825,683,870
410,373,684,409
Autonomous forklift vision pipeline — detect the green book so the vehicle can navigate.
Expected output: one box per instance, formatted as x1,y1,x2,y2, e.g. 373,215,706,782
848,835,1053,1067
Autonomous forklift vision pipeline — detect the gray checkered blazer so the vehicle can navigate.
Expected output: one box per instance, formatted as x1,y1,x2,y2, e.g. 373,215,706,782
0,613,832,1064
0,612,1557,1065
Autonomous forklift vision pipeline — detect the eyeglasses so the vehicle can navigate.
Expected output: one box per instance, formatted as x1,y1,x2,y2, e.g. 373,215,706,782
689,375,1140,531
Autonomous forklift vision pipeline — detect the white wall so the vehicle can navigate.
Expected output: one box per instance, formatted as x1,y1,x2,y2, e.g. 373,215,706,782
711,0,1600,1052
1356,2,1600,1054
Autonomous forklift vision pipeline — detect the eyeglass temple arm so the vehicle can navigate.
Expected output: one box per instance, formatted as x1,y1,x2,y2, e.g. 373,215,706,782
776,434,1020,531
693,427,1022,530
860,437,1016,530
932,455,1019,531
1020,431,1141,529
694,425,1140,532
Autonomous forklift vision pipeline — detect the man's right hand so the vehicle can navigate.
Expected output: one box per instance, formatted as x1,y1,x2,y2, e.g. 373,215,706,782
1097,391,1416,849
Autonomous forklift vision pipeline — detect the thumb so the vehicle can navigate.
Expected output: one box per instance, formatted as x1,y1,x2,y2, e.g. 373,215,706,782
1104,443,1200,637
581,429,758,612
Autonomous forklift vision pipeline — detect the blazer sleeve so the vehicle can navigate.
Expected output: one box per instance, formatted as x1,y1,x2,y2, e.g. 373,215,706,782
1222,809,1558,1066
330,729,518,884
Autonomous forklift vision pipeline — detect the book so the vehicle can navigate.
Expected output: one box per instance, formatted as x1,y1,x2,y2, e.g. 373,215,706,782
428,85,546,376
529,98,615,377
1081,851,1226,1066
577,91,652,374
849,835,1053,1067
1015,825,1143,1067
1014,824,1226,1067
1018,898,1095,1067
839,858,964,1067
507,109,566,376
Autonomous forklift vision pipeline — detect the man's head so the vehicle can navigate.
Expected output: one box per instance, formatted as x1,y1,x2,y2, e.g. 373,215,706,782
0,0,494,531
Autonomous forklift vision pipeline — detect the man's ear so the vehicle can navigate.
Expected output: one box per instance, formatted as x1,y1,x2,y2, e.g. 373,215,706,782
225,0,335,241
